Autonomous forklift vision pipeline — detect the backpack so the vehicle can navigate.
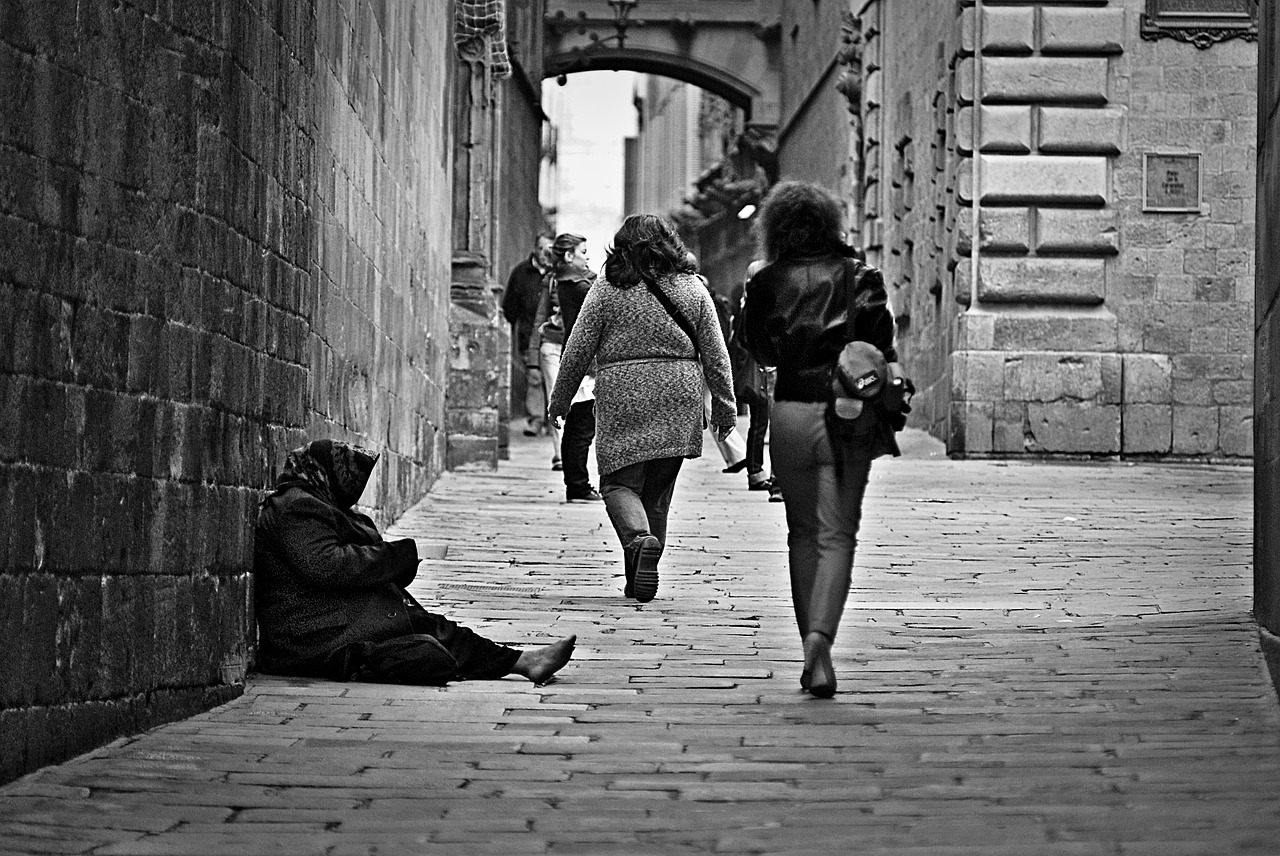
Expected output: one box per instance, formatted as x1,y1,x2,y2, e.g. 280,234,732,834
826,261,915,458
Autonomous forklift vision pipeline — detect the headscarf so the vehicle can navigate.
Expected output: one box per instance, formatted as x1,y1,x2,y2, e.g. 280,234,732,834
270,439,379,510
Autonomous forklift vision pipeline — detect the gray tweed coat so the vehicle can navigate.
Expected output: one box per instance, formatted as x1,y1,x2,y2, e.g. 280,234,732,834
548,272,737,475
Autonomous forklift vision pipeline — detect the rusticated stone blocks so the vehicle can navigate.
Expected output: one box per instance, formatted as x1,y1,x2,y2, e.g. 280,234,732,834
961,155,1109,205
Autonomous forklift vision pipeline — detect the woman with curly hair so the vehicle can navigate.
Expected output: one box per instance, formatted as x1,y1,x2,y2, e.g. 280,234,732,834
740,180,902,697
548,215,737,602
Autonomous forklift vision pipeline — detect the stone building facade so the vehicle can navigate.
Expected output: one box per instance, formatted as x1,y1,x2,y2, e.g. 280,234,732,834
846,0,1257,459
672,0,1257,460
0,0,480,783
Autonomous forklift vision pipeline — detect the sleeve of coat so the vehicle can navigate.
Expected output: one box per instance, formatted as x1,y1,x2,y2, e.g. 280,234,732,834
852,265,899,363
548,285,605,419
269,494,419,591
740,272,779,369
695,288,738,429
500,265,521,325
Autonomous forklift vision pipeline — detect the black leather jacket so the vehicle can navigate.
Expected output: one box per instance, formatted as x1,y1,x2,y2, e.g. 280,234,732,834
741,254,897,403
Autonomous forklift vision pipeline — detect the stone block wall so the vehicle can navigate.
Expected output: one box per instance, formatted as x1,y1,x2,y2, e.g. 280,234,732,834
777,0,853,190
857,0,962,441
0,0,454,783
1257,1,1280,680
309,0,451,522
941,0,1254,459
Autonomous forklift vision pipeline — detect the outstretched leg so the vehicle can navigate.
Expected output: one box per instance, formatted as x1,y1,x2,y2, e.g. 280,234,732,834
511,635,577,684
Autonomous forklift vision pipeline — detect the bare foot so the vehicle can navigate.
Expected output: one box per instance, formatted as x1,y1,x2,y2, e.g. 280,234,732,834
512,635,576,684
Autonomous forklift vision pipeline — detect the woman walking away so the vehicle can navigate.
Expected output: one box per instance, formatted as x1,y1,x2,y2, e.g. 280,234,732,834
740,180,902,698
548,215,737,603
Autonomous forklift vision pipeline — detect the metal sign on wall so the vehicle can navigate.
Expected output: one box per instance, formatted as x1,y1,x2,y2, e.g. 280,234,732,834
1143,153,1203,213
1140,0,1259,48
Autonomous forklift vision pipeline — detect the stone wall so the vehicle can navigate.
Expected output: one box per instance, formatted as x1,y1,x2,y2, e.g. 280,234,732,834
873,0,1255,459
777,1,850,191
857,0,961,441
1257,1,1280,682
0,0,454,783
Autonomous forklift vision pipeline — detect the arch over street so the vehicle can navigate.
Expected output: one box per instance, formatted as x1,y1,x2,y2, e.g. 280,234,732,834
543,0,780,125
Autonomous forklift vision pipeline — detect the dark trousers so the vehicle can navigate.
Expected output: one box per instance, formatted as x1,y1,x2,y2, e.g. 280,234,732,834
742,387,771,475
769,401,874,642
324,603,521,685
599,456,684,552
562,399,596,496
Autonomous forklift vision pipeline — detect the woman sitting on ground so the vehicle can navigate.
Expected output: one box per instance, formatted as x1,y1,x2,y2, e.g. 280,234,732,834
253,439,575,685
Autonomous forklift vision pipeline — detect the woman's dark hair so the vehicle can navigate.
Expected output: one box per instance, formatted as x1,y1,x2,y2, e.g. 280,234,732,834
549,232,586,274
603,214,697,288
754,180,847,261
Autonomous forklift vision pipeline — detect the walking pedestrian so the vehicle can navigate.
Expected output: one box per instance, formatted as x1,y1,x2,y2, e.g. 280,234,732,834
548,215,737,602
502,235,553,437
254,439,576,686
687,253,751,475
728,260,783,501
740,180,902,697
531,233,602,501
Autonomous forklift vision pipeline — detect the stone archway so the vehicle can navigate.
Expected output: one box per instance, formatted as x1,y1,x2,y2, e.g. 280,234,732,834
543,0,780,126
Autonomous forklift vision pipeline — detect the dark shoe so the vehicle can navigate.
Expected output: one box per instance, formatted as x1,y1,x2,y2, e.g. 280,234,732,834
722,459,749,474
567,488,602,503
631,535,662,603
748,476,772,491
623,550,636,599
768,480,784,503
551,457,563,471
803,632,836,698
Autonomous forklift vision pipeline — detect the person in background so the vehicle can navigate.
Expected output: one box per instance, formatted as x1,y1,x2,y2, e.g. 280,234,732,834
254,439,576,686
549,215,737,602
740,180,900,698
686,253,750,476
502,235,553,437
531,233,602,502
728,260,782,501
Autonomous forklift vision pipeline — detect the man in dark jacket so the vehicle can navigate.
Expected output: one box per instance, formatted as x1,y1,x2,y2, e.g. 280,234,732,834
502,235,553,436
254,439,575,685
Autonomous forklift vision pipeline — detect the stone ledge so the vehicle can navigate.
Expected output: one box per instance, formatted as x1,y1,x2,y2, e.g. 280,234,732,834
1039,7,1126,55
957,207,1031,254
960,57,1109,105
961,6,1035,54
1036,208,1121,255
1038,106,1125,154
960,155,1109,205
976,256,1107,305
958,106,1033,154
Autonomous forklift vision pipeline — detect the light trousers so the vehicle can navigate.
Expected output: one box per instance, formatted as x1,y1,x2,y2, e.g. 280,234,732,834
768,400,873,641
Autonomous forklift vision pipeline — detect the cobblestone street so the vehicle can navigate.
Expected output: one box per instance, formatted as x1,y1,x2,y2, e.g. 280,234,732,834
0,425,1274,855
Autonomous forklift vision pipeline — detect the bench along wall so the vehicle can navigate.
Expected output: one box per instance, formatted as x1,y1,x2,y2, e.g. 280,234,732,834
0,0,453,783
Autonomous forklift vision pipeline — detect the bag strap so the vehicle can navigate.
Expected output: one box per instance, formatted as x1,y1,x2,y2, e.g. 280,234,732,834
644,278,701,361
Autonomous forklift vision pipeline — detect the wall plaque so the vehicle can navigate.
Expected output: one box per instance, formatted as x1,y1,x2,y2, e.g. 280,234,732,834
1143,153,1203,213
1140,0,1259,49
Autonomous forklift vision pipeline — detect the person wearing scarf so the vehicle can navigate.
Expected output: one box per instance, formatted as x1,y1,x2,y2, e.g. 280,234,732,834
253,439,575,685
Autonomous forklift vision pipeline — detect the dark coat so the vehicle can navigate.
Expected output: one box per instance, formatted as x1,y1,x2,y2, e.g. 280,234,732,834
254,487,421,676
743,254,900,458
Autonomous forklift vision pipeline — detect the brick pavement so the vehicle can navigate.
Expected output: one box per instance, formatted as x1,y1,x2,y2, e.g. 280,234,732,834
1,424,1276,855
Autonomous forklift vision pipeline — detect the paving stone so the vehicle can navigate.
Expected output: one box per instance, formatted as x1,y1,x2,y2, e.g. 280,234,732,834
0,424,1274,853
